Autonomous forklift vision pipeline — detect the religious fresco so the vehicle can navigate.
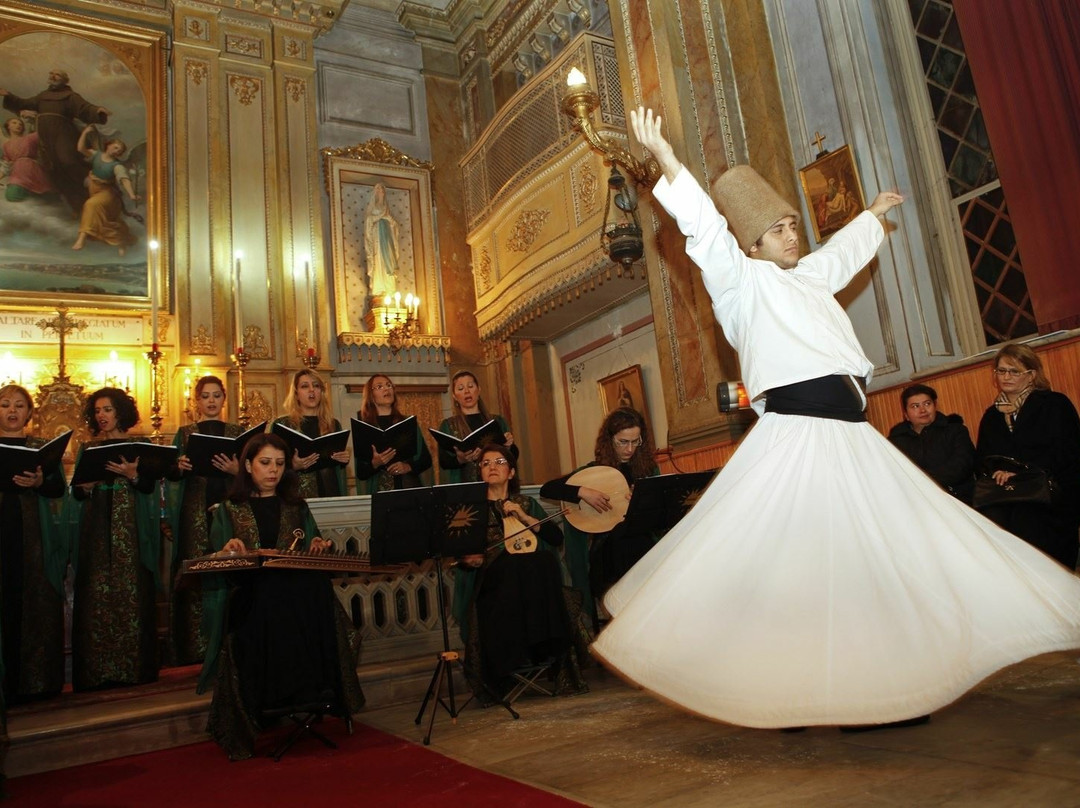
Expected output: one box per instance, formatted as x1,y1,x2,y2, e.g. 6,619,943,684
0,7,166,306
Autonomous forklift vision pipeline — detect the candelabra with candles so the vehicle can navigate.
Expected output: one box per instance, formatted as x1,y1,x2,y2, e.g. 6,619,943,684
380,292,421,352
231,346,251,428
145,341,164,439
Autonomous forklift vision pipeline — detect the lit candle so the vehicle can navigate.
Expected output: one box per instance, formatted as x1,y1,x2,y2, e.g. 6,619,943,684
567,67,587,89
394,291,401,308
413,295,420,317
383,295,391,307
305,259,315,349
233,250,243,353
148,240,159,343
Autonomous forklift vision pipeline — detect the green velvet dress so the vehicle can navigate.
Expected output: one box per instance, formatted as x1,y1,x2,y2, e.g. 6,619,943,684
199,498,364,760
71,439,160,691
452,495,589,700
436,413,515,484
354,414,432,494
0,436,67,703
168,420,243,665
273,416,348,498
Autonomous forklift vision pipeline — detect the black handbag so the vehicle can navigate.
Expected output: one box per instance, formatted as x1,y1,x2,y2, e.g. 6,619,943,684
971,455,1055,510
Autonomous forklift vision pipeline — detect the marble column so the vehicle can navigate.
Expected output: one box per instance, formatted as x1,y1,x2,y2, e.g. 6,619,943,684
608,0,801,450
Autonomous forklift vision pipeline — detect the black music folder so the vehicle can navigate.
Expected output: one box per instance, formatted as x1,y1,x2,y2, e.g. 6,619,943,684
625,470,718,534
370,481,487,565
71,441,179,486
427,419,505,455
350,415,418,460
271,422,350,472
0,431,72,492
185,421,267,478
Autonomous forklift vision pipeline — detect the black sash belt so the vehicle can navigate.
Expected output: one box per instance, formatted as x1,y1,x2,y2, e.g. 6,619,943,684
764,375,867,422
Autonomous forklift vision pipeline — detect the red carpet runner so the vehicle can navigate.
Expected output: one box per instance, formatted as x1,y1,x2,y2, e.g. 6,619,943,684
7,722,585,807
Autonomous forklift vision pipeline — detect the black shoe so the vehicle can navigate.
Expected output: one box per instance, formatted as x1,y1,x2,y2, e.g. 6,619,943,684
840,715,930,733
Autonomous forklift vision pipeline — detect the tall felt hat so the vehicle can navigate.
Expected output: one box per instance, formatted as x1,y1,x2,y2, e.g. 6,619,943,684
711,165,799,252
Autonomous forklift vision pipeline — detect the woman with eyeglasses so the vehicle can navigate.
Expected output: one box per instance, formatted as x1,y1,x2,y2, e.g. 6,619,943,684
539,407,659,629
452,444,587,701
975,343,1080,568
275,370,350,498
354,374,432,493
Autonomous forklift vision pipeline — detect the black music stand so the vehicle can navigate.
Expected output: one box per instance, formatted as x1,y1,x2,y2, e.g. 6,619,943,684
371,481,518,745
624,470,719,534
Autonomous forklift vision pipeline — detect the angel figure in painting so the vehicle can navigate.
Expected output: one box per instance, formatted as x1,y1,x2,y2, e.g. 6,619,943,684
364,182,400,298
1,115,54,202
71,125,140,255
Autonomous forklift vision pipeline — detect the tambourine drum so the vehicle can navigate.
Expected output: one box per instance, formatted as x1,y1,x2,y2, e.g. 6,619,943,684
561,465,630,533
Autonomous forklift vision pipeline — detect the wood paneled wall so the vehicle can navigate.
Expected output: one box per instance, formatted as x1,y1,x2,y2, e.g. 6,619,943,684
664,335,1080,473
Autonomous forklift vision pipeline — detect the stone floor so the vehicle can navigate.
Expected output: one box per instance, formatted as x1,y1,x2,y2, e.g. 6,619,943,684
361,652,1080,808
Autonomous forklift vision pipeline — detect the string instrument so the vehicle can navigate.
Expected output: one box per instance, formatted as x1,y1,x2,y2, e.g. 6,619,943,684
500,513,538,554
484,504,571,555
561,465,631,533
182,547,407,576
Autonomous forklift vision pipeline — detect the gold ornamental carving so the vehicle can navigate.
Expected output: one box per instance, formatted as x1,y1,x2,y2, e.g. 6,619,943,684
114,44,143,73
284,37,305,59
241,325,270,359
506,209,550,253
578,162,598,214
225,34,263,59
244,389,273,426
285,77,305,103
229,75,261,106
185,18,210,41
320,139,433,197
476,247,492,293
186,60,209,86
191,325,215,355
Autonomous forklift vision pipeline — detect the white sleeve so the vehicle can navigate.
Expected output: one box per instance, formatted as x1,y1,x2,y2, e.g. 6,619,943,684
652,167,752,310
798,211,884,293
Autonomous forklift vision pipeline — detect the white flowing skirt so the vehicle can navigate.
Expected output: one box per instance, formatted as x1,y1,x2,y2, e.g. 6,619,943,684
594,413,1080,728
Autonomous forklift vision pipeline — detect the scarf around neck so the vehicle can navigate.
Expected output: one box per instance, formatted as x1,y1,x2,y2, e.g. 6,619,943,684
993,385,1033,431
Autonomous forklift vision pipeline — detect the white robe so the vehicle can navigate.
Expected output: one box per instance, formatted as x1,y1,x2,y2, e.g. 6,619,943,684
592,169,1080,727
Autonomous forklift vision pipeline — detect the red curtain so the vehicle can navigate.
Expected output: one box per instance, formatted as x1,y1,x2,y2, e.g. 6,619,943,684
953,0,1080,332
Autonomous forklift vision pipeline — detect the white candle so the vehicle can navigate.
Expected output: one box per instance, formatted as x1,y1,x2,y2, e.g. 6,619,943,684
305,259,314,346
233,251,243,353
394,291,401,308
148,240,159,345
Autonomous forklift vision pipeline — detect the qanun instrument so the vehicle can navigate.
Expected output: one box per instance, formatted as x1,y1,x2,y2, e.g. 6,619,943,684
182,548,406,576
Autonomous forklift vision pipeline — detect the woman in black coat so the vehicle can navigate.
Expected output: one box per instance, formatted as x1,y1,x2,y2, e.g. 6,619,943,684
975,344,1080,569
887,383,975,503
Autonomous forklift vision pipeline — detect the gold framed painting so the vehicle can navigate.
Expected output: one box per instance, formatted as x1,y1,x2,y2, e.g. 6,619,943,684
598,364,652,437
322,139,439,335
798,145,866,242
0,1,169,311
